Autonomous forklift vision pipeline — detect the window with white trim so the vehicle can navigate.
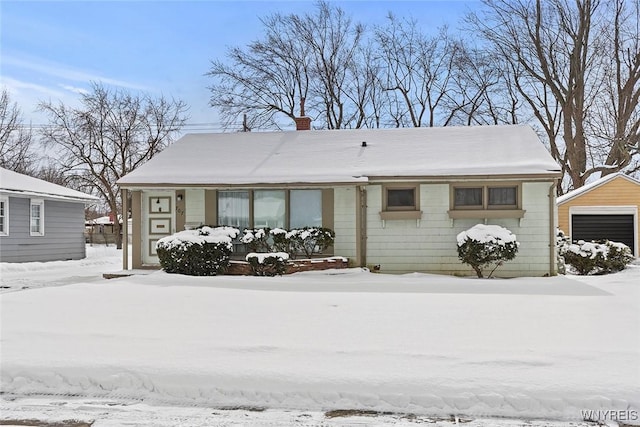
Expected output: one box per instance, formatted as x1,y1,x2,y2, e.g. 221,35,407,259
30,199,45,236
0,196,8,235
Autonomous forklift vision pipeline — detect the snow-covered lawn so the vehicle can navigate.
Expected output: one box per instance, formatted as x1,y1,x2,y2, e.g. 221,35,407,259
1,246,638,426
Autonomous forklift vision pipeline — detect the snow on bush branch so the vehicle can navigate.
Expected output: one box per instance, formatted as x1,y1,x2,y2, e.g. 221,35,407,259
242,227,335,259
456,224,519,278
557,229,633,275
246,252,290,276
156,226,239,276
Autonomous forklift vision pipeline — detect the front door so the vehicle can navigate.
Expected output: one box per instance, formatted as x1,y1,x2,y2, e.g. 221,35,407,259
142,191,175,265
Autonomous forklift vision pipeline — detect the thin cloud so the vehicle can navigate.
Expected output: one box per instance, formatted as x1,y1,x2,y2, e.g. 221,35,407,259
58,84,90,95
1,76,69,101
3,54,151,91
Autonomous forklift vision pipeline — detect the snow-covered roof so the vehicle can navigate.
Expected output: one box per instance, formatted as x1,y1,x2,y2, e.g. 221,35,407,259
557,172,640,205
0,167,98,202
118,125,561,187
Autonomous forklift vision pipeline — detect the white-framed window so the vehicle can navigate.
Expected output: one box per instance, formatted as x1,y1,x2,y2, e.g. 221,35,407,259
30,199,45,236
0,196,8,236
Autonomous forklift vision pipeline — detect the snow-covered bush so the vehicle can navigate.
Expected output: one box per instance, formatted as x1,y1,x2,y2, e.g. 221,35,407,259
273,227,335,258
243,227,336,259
601,241,634,273
241,228,271,252
156,226,239,276
246,252,289,276
562,239,633,275
456,224,519,278
556,228,571,274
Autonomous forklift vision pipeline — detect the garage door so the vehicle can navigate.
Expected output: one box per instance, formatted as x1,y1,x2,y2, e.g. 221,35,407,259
571,214,635,252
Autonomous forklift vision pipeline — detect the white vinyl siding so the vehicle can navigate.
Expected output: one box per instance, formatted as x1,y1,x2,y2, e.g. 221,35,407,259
365,182,554,277
185,189,205,225
30,199,45,236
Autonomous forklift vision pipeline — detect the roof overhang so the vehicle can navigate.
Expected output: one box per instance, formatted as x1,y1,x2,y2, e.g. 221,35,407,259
1,188,99,203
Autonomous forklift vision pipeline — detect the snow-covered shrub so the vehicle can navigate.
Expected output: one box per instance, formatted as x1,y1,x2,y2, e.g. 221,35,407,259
562,240,606,275
456,224,519,278
270,227,336,259
156,226,239,276
246,252,289,276
562,239,633,275
556,228,571,274
241,228,271,252
601,241,634,273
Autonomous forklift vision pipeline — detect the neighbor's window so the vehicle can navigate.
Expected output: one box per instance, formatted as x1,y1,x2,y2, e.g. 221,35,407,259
290,189,322,228
454,187,483,209
0,196,8,235
488,186,517,208
386,187,417,211
30,199,44,236
217,191,249,229
253,190,286,229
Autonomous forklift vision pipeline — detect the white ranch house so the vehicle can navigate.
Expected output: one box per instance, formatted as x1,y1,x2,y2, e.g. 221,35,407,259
117,124,562,277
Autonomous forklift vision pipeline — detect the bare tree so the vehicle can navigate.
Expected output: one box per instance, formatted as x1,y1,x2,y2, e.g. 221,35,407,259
445,47,523,126
0,88,36,174
468,0,640,193
374,17,460,127
208,11,310,130
590,0,640,176
38,82,188,248
207,1,377,130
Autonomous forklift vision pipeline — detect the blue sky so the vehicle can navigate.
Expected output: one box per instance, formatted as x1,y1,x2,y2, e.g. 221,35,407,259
1,1,477,130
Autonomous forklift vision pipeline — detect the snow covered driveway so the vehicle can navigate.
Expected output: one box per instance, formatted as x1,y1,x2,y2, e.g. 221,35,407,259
1,250,639,425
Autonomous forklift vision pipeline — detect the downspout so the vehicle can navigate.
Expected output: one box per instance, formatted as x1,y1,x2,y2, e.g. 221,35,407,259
358,185,367,267
549,180,558,276
121,188,129,271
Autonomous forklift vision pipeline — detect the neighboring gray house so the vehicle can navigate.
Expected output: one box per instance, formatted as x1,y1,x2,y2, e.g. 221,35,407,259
0,167,98,263
118,124,562,277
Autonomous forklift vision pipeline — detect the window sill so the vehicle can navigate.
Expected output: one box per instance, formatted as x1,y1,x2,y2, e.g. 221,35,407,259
380,210,423,221
447,209,525,219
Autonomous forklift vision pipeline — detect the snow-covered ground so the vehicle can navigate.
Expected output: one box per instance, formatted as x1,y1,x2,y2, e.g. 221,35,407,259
1,246,638,426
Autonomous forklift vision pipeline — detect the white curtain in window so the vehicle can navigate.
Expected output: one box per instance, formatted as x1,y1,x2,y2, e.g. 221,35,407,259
218,191,249,229
254,190,286,228
489,187,517,205
290,190,322,228
455,188,482,206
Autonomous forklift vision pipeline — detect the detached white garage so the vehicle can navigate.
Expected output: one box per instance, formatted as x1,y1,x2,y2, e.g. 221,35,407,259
558,173,640,257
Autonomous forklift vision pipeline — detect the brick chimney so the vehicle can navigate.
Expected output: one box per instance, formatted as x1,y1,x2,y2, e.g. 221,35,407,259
294,98,311,131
